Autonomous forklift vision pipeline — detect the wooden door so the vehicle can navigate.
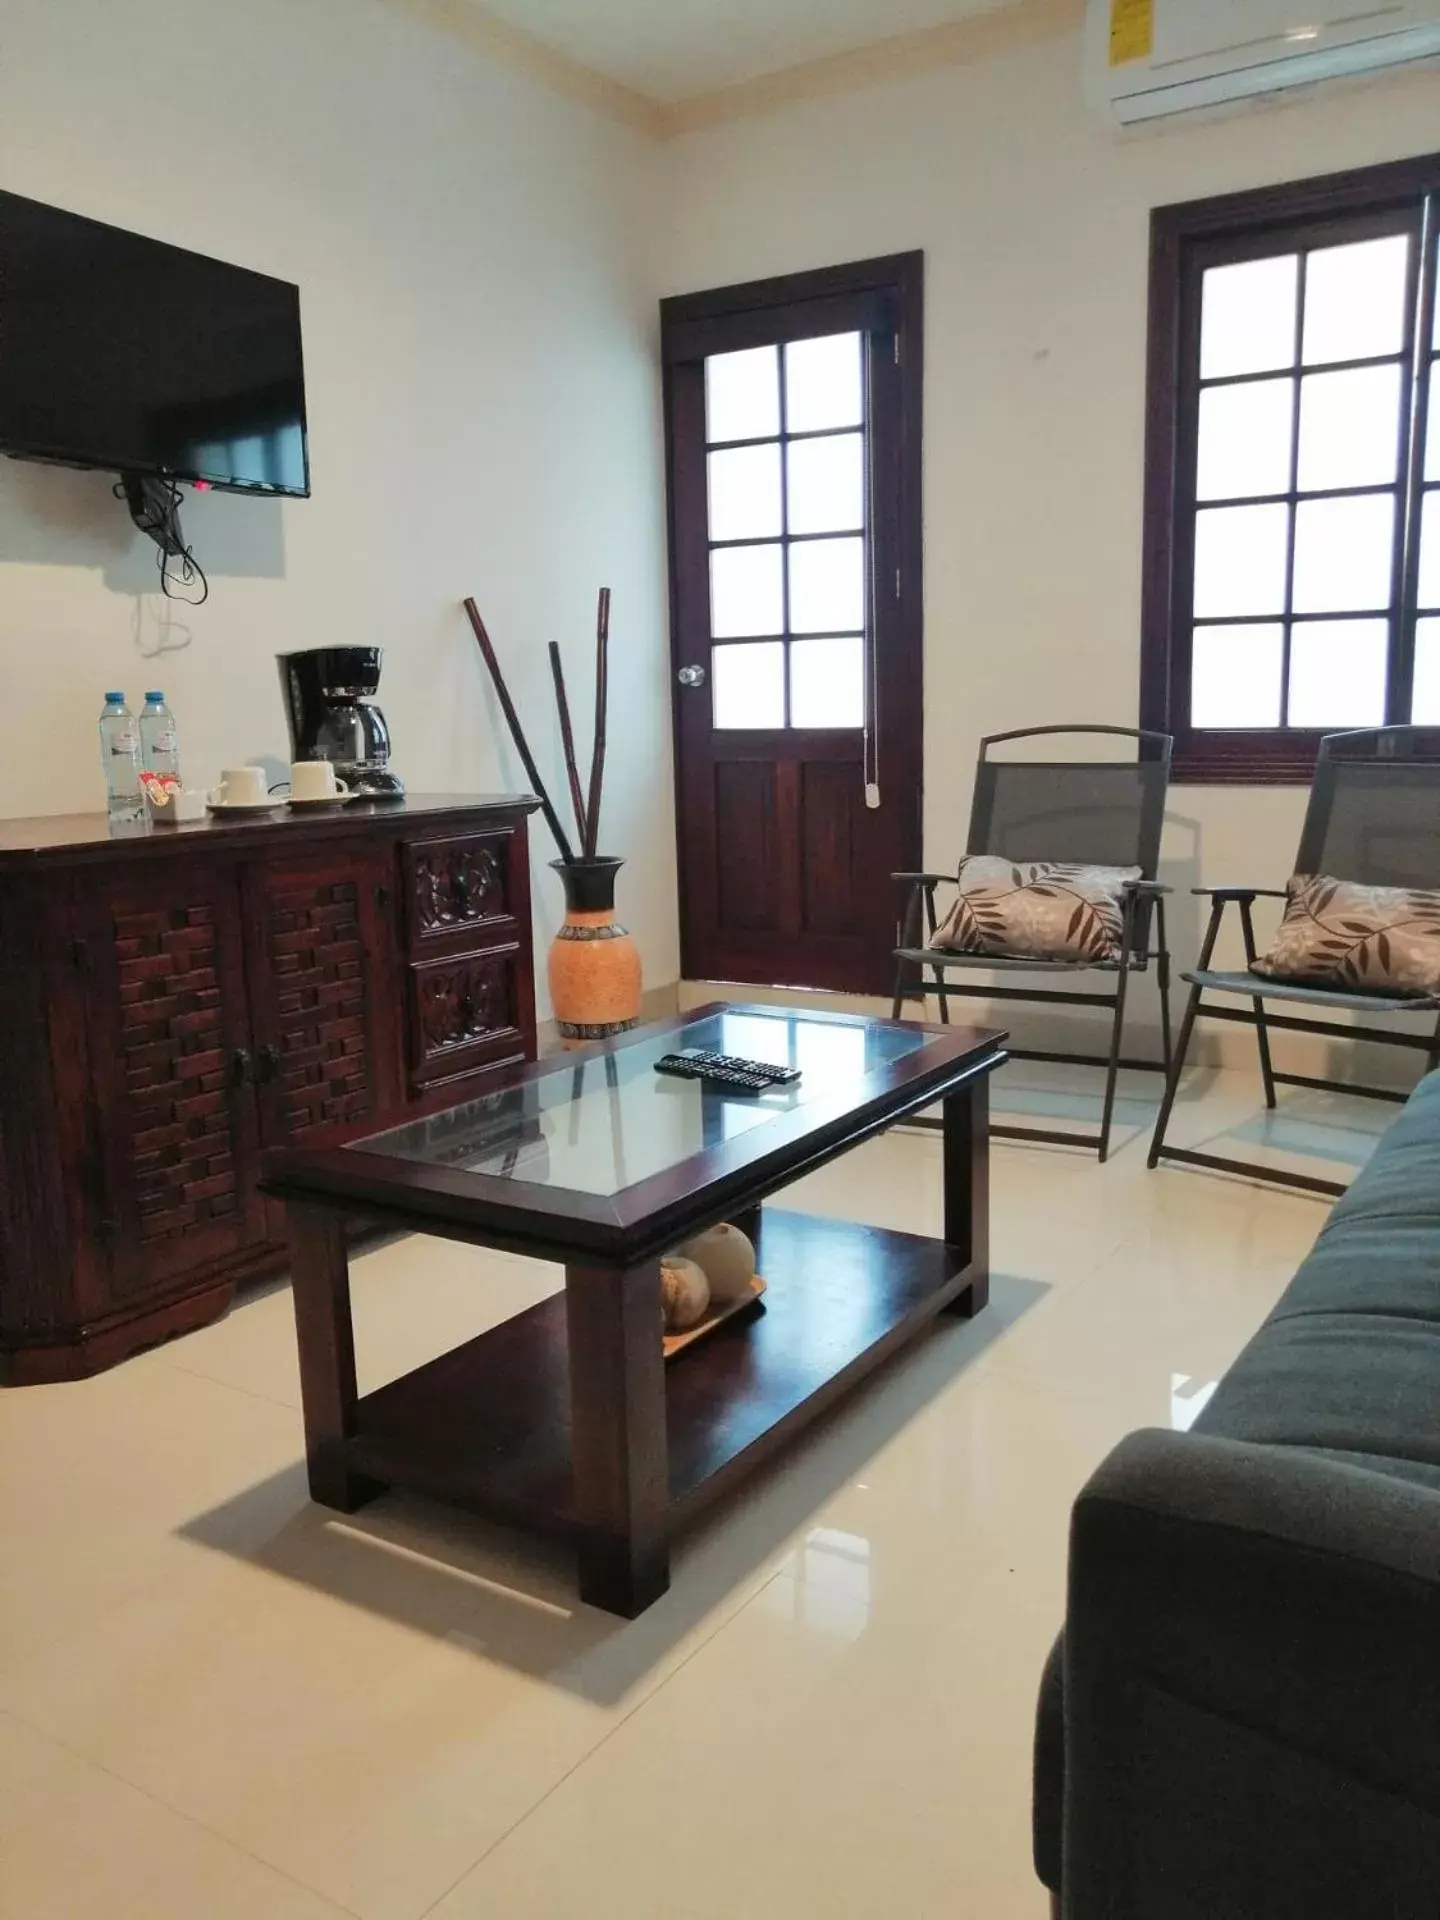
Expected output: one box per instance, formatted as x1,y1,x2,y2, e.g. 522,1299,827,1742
241,847,402,1176
662,254,924,995
80,858,266,1302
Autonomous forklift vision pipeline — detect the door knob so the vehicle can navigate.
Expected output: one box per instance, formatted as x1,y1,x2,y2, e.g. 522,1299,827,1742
677,664,707,688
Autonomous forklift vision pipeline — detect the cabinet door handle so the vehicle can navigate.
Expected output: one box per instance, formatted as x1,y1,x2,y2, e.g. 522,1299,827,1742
256,1044,281,1084
230,1048,252,1086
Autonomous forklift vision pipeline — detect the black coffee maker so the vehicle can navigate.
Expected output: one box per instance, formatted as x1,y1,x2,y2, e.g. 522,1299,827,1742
277,647,404,799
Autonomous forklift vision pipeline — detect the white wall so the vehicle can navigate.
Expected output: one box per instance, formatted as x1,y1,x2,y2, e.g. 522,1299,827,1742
0,0,678,1008
659,35,1440,1051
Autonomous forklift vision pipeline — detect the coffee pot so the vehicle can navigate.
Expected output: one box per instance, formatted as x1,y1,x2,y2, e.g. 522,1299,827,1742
277,646,404,799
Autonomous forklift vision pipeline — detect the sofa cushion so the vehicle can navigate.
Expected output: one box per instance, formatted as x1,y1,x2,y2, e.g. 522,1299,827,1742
1194,1071,1440,1470
1196,1314,1440,1467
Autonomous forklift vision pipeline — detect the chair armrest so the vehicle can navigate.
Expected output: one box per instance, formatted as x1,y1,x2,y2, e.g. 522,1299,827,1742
891,871,955,887
1061,1430,1440,1917
1121,878,1172,895
1191,885,1288,901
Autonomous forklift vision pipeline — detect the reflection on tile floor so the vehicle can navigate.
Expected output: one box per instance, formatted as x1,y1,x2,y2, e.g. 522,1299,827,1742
0,1066,1371,1919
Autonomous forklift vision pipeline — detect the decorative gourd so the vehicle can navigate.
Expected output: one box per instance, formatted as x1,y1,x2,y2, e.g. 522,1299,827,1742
659,1256,710,1331
676,1222,757,1307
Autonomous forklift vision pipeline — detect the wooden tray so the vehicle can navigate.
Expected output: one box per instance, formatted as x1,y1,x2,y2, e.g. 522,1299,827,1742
663,1276,767,1361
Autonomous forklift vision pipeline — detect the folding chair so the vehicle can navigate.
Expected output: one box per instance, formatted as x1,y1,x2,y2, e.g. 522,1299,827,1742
1149,725,1440,1199
891,725,1174,1162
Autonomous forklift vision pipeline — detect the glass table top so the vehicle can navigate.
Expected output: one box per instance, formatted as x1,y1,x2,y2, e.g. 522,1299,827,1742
351,1008,933,1199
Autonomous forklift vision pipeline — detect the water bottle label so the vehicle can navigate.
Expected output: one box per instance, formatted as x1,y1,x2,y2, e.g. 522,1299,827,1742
109,728,138,756
152,727,177,753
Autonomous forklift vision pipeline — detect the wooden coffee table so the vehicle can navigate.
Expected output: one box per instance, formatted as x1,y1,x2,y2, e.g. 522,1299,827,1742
262,1003,1006,1617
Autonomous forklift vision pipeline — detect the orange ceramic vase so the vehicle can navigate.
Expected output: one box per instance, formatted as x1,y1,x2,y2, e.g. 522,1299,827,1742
547,857,642,1047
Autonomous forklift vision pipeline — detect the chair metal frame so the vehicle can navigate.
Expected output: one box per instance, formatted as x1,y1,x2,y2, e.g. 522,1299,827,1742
1149,725,1440,1200
891,725,1175,1163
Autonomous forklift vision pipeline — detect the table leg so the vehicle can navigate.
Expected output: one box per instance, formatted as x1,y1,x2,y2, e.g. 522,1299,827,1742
565,1259,670,1617
729,1202,762,1248
287,1200,378,1511
942,1077,990,1316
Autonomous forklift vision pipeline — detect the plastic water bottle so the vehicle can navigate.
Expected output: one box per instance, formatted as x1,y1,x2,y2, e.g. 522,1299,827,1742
99,693,143,823
139,691,181,780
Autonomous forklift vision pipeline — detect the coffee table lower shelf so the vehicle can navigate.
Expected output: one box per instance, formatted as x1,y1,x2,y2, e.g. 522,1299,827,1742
340,1209,980,1554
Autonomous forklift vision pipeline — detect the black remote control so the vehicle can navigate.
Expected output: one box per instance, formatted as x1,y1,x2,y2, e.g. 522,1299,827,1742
654,1049,801,1093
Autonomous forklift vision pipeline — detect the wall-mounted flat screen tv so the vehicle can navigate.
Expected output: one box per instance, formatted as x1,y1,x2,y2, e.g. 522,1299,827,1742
0,190,308,497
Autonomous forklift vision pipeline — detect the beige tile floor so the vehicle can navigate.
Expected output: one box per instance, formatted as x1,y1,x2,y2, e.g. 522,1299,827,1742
0,1064,1389,1920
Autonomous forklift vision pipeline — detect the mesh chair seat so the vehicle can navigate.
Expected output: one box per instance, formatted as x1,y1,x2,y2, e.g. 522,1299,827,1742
1185,967,1440,1015
898,945,1146,976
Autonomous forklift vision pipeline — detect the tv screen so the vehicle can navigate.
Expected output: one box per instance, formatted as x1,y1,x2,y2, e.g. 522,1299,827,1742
0,191,308,497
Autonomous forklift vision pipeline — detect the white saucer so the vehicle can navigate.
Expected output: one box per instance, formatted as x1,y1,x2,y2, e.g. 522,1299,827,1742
286,791,361,809
208,799,283,815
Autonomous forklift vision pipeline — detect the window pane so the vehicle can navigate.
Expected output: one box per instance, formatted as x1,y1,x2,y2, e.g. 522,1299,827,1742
1200,255,1298,380
784,333,863,433
706,346,779,443
1302,234,1409,367
712,642,784,729
1413,618,1440,723
790,637,864,728
786,432,864,534
1292,493,1395,613
1296,365,1402,492
708,444,782,542
1287,619,1388,728
1192,503,1289,617
1427,378,1440,484
1420,491,1440,611
789,535,865,633
710,543,783,637
1191,623,1283,727
1196,378,1292,501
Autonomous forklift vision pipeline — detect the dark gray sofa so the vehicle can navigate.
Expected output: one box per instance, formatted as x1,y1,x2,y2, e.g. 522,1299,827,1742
1034,1068,1440,1919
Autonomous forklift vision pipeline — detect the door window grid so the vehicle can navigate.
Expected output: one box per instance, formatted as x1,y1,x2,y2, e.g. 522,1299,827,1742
1188,230,1416,733
1417,271,1440,722
704,334,868,730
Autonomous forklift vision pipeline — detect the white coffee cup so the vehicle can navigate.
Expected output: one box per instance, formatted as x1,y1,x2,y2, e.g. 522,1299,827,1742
290,760,350,802
209,765,270,807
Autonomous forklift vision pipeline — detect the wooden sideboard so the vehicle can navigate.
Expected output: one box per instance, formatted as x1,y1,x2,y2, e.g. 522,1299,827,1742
0,794,539,1384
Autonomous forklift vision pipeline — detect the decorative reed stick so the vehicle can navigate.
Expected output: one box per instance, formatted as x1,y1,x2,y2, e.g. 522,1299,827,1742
584,586,611,858
463,597,575,864
547,642,589,847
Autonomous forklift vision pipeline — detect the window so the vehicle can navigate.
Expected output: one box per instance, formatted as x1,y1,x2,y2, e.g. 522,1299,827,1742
706,333,869,729
1142,154,1440,782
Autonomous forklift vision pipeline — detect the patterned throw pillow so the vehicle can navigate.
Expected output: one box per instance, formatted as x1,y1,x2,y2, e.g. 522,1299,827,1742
1250,875,1440,999
929,857,1142,964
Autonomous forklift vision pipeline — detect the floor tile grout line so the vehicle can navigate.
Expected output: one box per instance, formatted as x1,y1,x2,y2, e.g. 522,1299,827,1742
142,1351,305,1416
412,1563,799,1919
0,1703,366,1920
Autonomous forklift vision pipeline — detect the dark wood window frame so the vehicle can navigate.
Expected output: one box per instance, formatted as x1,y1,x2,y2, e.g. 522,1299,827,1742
1141,152,1440,785
659,253,924,994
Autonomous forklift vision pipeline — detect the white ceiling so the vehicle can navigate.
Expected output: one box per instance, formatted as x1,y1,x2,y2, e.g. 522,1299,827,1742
474,0,1024,102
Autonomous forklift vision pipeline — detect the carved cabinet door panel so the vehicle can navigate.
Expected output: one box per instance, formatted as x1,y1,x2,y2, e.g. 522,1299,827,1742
399,828,535,1094
241,846,402,1161
407,946,529,1092
80,859,266,1302
401,828,526,957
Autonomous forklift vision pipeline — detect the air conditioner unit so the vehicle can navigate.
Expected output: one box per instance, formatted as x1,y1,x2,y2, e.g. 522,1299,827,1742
1085,0,1440,125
